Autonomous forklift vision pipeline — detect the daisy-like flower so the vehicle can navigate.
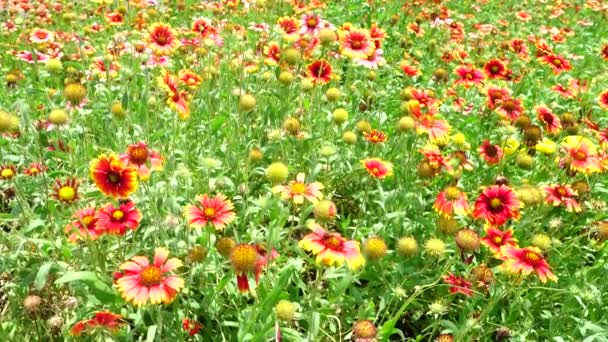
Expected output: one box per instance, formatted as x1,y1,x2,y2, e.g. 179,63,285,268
263,42,281,66
483,59,507,79
277,16,300,39
115,247,184,306
29,28,54,43
306,60,332,85
272,173,324,205
147,23,180,55
598,89,608,110
478,140,503,165
443,273,473,296
157,69,191,119
454,65,485,88
536,105,561,134
361,158,393,179
433,186,471,217
543,184,581,212
64,207,100,242
495,96,523,121
119,141,164,180
416,114,452,144
230,244,279,293
480,226,518,254
90,153,138,198
22,162,47,176
177,70,202,90
105,11,124,25
191,17,216,38
339,28,375,59
0,164,17,181
500,246,557,283
356,49,385,69
299,13,324,35
474,185,524,226
95,201,142,236
560,136,601,174
70,311,126,337
299,221,365,270
539,54,571,74
184,193,236,230
363,130,386,144
51,177,80,204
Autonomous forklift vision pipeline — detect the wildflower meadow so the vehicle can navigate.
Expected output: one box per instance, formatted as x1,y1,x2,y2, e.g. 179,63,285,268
1,0,608,341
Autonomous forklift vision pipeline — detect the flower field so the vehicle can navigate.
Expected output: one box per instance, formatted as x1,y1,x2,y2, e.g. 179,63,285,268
1,0,608,340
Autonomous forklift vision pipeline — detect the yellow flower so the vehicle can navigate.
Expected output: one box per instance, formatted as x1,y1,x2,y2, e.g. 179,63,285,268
535,138,557,154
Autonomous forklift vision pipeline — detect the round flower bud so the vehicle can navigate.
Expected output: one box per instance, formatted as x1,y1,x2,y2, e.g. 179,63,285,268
424,238,446,257
216,237,236,258
342,131,357,144
267,129,282,141
274,300,297,321
596,221,608,241
352,320,377,341
523,125,542,146
111,101,126,118
363,236,388,260
5,73,19,86
355,120,372,134
397,236,418,256
282,48,300,65
531,233,552,251
278,71,294,85
46,59,63,73
367,71,376,81
417,160,436,179
283,116,301,134
63,83,86,104
397,116,415,132
313,200,337,221
0,110,20,133
400,88,414,100
515,153,534,169
239,94,256,112
229,244,258,273
265,162,289,184
248,148,263,162
48,109,68,125
571,179,590,196
433,68,449,82
332,108,348,124
319,28,337,44
326,87,341,102
187,244,208,263
23,295,42,314
455,229,480,253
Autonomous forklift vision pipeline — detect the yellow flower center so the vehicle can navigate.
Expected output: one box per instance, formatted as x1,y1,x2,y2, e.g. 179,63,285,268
372,167,379,175
324,235,342,250
291,182,306,194
445,187,461,201
466,72,473,80
524,250,540,263
140,266,162,287
493,236,503,245
29,167,39,175
306,18,317,28
82,216,94,226
203,207,216,218
1,169,14,179
502,99,515,111
553,58,561,66
491,65,499,73
489,198,502,209
58,186,76,202
112,210,124,220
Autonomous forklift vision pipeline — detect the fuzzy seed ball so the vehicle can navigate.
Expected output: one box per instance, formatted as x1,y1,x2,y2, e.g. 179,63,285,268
216,237,236,258
363,236,388,260
313,199,337,221
352,320,377,340
188,244,208,263
63,83,86,104
325,87,341,101
531,234,552,251
283,116,301,134
356,120,372,134
23,295,42,313
523,125,542,145
417,160,436,179
229,244,258,273
282,48,300,65
267,129,282,141
397,116,415,132
397,236,418,256
262,71,272,81
5,73,19,86
433,68,449,82
516,185,543,206
342,131,357,144
332,108,348,124
571,179,590,196
428,301,448,315
318,28,337,44
515,153,534,169
455,229,480,253
596,222,608,241
0,110,19,133
46,59,63,73
301,78,314,90
238,94,256,112
319,145,336,157
47,315,64,331
278,71,294,85
566,124,579,135
424,238,446,257
266,162,289,184
274,300,297,321
48,109,68,125
248,148,263,162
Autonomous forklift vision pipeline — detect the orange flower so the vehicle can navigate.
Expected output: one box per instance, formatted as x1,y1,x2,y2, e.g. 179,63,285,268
120,141,164,180
454,65,485,88
184,193,236,230
339,28,375,59
483,59,507,79
147,23,180,55
478,140,503,165
363,130,386,144
473,185,523,226
64,207,100,242
536,105,561,134
539,54,571,74
543,184,581,212
433,186,470,217
89,153,138,198
70,311,125,337
299,221,365,270
560,136,601,174
500,246,557,283
598,89,608,110
361,158,393,179
306,60,332,85
480,226,517,254
272,173,324,205
116,247,184,306
95,201,142,236
158,69,191,119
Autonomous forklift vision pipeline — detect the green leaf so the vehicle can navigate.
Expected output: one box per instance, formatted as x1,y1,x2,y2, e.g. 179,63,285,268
54,271,99,284
146,325,157,342
34,262,54,290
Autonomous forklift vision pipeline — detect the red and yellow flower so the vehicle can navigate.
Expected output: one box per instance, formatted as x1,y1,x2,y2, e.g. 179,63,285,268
433,186,471,217
560,136,601,174
299,221,365,270
306,60,332,85
361,158,393,179
543,184,581,212
184,193,236,230
474,185,523,226
70,311,126,337
65,207,100,242
115,247,184,306
454,65,485,88
90,153,138,198
500,246,557,283
339,28,375,59
95,201,142,236
147,23,180,55
51,177,80,204
480,226,518,254
119,141,164,180
272,173,324,205
536,105,561,134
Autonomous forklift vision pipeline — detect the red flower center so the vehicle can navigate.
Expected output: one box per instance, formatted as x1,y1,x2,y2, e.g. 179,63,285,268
107,171,121,184
324,235,343,250
306,18,318,28
140,266,162,286
154,29,170,45
574,150,587,161
128,145,149,165
553,58,561,66
485,145,498,157
523,250,541,264
351,40,362,49
203,207,216,218
542,113,554,125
